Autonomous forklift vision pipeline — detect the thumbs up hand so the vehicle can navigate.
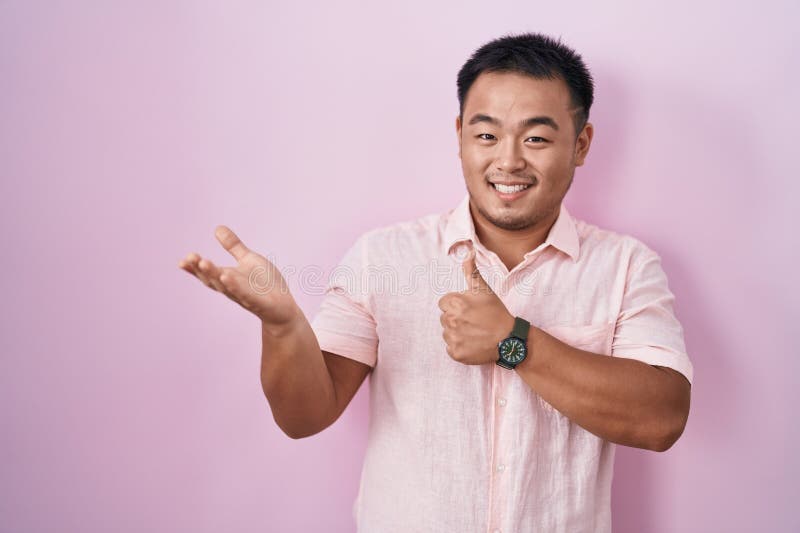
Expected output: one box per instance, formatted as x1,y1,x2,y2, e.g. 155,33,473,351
437,243,515,365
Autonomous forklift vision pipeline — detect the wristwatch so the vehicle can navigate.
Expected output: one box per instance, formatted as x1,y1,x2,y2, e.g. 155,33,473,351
496,316,531,370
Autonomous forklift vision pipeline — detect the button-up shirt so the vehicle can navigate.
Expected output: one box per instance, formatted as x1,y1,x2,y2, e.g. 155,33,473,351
310,192,694,532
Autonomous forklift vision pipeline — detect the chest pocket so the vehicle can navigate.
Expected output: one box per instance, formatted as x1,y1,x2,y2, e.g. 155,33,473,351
542,321,614,355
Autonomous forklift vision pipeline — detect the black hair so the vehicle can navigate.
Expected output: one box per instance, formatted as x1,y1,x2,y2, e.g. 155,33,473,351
456,32,594,138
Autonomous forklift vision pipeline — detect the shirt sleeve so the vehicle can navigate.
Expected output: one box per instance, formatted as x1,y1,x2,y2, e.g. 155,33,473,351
611,241,694,385
309,233,378,368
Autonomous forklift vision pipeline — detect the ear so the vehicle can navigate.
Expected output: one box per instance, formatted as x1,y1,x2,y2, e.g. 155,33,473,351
455,115,462,158
574,122,594,167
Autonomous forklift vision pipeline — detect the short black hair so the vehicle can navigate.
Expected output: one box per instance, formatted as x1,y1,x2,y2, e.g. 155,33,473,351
456,32,594,138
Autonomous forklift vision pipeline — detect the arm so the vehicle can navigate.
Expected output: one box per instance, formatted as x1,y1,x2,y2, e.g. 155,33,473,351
440,242,691,452
514,322,691,452
259,309,337,439
179,225,371,440
260,309,371,439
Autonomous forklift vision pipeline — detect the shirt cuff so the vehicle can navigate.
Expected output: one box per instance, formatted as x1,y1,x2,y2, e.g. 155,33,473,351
612,346,693,385
313,326,378,368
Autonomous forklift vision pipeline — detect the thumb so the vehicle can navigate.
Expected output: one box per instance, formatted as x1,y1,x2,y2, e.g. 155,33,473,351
461,245,492,292
215,225,251,262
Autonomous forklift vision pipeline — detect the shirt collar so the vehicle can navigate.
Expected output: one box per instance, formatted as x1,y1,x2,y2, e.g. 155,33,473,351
443,192,580,262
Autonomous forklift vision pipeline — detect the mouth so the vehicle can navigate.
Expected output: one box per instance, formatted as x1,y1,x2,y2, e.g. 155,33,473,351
486,179,535,200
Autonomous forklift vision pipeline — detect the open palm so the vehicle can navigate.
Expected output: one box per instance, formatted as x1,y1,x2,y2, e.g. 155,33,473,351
178,225,299,327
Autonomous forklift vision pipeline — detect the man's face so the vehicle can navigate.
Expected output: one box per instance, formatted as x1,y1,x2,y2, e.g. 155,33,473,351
456,71,593,232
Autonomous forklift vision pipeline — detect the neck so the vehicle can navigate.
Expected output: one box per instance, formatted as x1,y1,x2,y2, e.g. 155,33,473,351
469,201,560,271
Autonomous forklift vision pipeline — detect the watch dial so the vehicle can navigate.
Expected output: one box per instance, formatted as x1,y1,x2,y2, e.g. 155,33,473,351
500,337,526,363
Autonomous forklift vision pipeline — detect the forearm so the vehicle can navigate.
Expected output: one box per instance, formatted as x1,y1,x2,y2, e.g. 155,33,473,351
260,307,336,439
515,326,690,451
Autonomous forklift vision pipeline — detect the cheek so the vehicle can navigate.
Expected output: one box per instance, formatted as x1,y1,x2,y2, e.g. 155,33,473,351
461,148,490,173
460,158,484,182
536,151,572,178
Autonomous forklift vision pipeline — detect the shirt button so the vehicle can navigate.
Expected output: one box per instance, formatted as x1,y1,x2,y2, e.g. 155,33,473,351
497,397,507,406
496,464,505,473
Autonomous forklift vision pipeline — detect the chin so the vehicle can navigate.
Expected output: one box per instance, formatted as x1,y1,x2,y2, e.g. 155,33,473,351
487,213,537,231
478,202,541,231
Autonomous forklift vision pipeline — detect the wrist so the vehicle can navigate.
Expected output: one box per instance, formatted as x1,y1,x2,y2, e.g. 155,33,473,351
514,325,537,372
260,305,304,339
496,315,531,370
498,312,515,344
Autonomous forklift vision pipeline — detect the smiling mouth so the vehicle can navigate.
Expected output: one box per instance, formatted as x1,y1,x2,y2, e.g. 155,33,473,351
490,182,532,193
485,178,536,199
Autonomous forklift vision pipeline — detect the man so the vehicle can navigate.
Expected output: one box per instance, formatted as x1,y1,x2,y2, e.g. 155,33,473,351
179,32,692,533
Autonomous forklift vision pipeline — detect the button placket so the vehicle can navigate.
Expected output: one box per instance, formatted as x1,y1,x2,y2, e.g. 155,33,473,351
488,362,512,531
493,399,507,474
488,271,524,533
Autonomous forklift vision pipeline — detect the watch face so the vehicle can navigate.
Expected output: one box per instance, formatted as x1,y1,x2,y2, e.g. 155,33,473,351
499,336,527,363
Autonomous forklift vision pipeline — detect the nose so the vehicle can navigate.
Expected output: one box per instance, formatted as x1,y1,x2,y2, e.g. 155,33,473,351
495,138,526,174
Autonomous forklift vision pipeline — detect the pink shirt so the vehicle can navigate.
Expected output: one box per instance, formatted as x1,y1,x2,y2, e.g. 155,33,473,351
310,192,693,533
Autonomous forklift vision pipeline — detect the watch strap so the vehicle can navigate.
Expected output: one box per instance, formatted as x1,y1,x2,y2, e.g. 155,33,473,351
496,359,514,370
511,316,530,340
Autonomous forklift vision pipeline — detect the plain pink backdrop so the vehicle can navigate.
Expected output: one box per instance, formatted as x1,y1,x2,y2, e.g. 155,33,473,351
2,1,798,531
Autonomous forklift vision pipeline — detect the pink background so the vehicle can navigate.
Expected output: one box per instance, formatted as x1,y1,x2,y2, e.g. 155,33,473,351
2,1,798,531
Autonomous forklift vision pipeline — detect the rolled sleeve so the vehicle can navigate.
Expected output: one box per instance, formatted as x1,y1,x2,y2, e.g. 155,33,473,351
611,242,694,385
310,233,378,368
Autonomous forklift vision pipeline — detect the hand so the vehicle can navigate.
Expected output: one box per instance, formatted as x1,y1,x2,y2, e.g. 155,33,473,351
437,243,515,365
178,225,300,331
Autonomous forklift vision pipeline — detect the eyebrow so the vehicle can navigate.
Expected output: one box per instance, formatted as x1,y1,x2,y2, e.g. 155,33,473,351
467,113,560,131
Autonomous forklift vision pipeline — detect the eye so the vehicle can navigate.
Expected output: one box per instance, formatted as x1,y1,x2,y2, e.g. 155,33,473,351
526,136,547,143
477,133,496,141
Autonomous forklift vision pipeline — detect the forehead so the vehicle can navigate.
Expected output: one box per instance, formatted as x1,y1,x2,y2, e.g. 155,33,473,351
463,71,574,120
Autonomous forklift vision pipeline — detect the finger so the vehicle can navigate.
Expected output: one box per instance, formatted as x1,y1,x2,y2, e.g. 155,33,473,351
439,312,457,330
185,253,217,290
210,267,246,304
439,293,466,313
185,254,239,300
197,257,228,293
178,257,198,276
461,246,492,293
443,337,456,357
217,269,241,295
215,225,251,262
216,270,260,311
179,252,203,273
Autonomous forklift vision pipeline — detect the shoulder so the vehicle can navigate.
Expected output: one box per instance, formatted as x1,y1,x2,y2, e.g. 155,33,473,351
354,210,444,259
572,215,662,269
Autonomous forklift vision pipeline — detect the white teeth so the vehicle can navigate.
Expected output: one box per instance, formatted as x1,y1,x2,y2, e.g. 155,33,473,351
493,183,530,193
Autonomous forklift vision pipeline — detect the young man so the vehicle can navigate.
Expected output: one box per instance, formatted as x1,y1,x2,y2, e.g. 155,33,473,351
179,32,693,533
